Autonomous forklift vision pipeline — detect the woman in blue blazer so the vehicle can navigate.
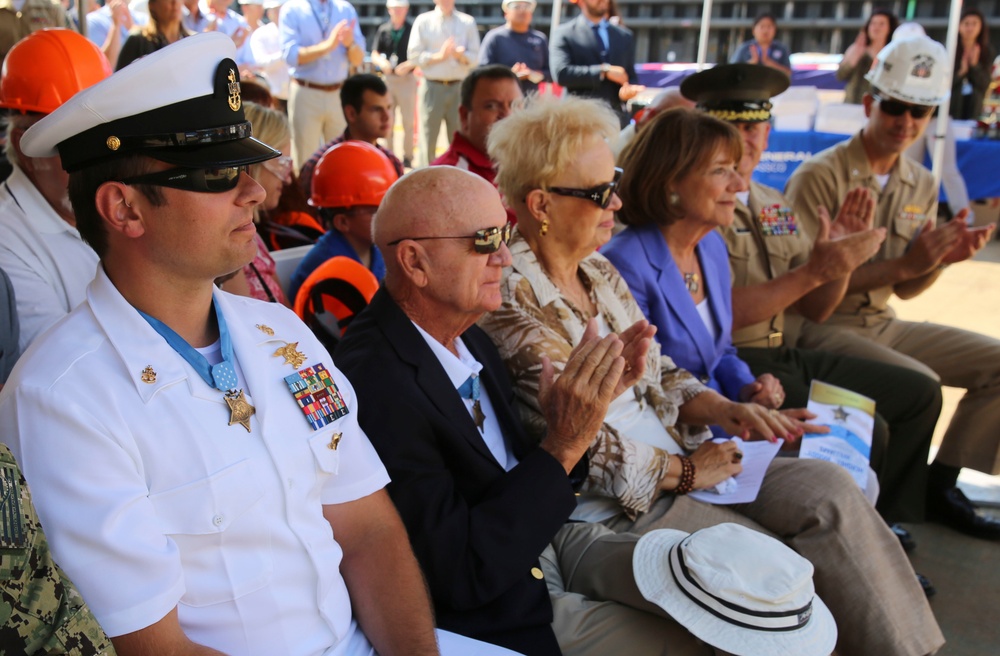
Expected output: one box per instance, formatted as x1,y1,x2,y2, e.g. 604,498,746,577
604,109,791,434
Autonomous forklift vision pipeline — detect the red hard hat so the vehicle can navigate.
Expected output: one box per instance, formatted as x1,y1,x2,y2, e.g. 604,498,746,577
0,29,113,115
294,256,380,349
309,141,398,209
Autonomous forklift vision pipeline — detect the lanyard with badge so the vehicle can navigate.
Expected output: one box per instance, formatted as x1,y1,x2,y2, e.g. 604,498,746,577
308,0,333,37
138,301,256,432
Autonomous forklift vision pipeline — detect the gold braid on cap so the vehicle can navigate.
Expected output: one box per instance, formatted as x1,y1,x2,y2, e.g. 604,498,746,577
705,108,772,122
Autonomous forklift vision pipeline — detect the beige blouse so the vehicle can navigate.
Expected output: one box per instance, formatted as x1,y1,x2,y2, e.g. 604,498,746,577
479,230,712,519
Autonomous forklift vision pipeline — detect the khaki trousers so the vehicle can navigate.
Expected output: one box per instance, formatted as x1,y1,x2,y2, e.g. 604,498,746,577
288,82,345,171
598,458,944,656
542,522,716,656
794,313,1000,474
384,73,417,162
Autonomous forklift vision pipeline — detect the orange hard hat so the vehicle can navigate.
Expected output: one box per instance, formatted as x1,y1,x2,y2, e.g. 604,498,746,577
309,141,398,209
0,29,113,115
294,256,380,350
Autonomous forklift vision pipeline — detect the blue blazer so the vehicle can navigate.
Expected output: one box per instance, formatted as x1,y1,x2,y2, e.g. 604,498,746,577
603,224,755,402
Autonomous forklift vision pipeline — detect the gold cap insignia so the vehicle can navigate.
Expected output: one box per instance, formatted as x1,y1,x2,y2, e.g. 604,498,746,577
140,365,157,384
106,136,121,151
227,68,241,112
256,324,275,336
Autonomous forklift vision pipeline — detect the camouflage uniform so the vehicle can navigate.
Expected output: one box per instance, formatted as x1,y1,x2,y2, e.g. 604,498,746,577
0,443,114,655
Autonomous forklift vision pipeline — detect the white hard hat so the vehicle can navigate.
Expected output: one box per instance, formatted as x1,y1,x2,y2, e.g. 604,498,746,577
865,35,951,106
891,22,926,42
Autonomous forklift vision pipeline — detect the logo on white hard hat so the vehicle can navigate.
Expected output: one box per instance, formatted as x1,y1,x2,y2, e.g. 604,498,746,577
865,35,951,106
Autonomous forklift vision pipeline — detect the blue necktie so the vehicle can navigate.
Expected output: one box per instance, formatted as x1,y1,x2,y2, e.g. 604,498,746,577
592,23,609,63
457,374,486,432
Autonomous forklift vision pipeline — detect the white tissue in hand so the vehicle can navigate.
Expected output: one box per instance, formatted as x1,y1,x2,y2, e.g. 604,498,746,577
712,477,738,495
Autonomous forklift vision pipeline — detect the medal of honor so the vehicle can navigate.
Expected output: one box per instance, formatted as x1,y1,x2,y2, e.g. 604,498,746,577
472,399,486,431
225,389,256,432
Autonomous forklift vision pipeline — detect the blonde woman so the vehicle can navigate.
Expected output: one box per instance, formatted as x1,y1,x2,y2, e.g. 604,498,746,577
218,102,293,304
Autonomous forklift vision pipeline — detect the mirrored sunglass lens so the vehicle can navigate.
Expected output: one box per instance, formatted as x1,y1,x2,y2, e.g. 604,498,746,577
204,166,243,191
599,185,613,208
474,230,500,253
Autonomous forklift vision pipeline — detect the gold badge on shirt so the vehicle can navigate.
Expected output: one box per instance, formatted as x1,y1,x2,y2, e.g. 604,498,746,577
225,389,256,432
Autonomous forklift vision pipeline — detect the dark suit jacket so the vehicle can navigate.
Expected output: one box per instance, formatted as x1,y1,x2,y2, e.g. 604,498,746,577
334,288,576,656
549,13,638,125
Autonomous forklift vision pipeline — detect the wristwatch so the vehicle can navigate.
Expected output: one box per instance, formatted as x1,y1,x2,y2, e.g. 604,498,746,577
599,63,610,80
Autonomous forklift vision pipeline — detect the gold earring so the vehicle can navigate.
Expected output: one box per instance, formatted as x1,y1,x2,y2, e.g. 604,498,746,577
669,192,680,205
539,219,549,237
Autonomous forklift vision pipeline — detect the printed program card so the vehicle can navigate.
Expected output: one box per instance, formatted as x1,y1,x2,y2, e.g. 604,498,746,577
799,380,874,490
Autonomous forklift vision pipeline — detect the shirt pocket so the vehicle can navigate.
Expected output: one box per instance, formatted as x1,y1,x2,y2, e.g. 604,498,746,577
891,210,928,257
762,235,797,276
148,460,271,607
724,230,753,287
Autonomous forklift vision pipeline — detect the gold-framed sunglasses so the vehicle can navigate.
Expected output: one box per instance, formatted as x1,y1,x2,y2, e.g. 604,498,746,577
387,221,513,254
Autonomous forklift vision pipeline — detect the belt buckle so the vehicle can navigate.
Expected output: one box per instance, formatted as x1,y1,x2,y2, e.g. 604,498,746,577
767,331,783,348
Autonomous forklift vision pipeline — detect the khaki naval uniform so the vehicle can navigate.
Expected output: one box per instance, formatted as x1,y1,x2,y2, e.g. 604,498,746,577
721,181,940,522
785,131,1000,474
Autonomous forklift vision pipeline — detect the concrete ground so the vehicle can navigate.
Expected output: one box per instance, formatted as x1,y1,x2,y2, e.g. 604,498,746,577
856,241,1000,656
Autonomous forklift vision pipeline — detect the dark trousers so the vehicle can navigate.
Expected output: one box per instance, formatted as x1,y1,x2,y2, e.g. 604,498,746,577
738,346,942,523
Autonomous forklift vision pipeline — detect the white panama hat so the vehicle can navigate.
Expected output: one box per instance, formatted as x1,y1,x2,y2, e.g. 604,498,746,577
632,523,837,656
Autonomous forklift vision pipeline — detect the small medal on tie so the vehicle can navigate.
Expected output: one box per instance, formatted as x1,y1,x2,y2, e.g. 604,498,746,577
458,374,486,432
472,399,486,431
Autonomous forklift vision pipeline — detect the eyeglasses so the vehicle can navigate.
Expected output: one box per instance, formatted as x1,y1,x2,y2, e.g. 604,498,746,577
262,155,294,183
386,221,513,254
873,94,934,119
120,165,249,193
549,167,623,209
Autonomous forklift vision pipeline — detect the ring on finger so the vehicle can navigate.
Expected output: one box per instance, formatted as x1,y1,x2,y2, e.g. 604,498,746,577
768,409,779,417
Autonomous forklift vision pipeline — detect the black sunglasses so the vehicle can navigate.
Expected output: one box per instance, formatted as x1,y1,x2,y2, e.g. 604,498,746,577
387,221,513,254
549,167,623,209
120,165,250,193
873,94,934,119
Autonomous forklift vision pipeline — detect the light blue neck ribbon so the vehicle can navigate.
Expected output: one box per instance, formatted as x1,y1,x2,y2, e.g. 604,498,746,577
137,300,239,392
457,374,480,402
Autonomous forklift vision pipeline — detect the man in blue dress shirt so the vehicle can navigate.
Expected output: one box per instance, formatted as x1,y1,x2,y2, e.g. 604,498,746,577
279,0,365,168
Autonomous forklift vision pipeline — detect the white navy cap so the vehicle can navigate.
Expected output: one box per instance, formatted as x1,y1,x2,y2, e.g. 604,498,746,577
20,33,280,173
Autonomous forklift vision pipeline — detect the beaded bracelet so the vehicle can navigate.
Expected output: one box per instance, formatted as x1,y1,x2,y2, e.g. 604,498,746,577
674,455,697,495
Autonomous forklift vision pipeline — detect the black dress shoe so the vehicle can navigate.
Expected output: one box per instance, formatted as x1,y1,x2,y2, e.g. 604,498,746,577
927,486,1000,540
890,523,917,552
917,573,936,598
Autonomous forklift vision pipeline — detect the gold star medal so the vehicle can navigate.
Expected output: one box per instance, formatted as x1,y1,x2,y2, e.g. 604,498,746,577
273,342,307,369
225,389,256,432
833,406,850,423
472,399,486,432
